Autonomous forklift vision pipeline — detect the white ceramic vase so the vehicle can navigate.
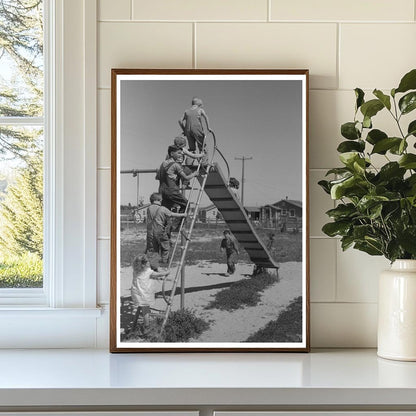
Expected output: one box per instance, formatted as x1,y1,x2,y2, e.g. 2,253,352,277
378,259,416,361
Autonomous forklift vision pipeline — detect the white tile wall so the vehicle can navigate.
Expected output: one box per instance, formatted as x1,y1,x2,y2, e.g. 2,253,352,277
310,239,336,302
96,0,416,348
132,0,268,21
98,22,193,88
339,24,416,90
271,0,414,22
99,0,131,21
196,23,338,89
98,89,111,168
311,303,378,347
336,246,389,303
97,239,110,304
98,169,111,238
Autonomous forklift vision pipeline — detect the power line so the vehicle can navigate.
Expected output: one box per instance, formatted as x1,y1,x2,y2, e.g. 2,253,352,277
234,156,253,206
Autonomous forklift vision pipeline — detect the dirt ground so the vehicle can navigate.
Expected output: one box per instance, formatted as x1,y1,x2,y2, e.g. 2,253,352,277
119,260,302,342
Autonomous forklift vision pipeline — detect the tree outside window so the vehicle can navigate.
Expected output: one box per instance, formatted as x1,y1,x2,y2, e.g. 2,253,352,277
0,0,44,288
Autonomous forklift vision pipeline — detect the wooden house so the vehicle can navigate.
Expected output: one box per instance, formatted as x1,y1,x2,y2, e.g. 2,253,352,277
198,204,224,224
260,198,302,231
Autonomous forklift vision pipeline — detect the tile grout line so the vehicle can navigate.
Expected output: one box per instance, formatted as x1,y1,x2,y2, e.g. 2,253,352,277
97,19,415,24
130,0,133,20
311,301,378,305
336,22,340,90
193,22,197,69
333,230,338,303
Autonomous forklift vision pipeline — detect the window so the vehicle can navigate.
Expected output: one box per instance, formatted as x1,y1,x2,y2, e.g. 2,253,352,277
0,0,100,348
289,209,295,217
0,0,45,293
282,209,287,216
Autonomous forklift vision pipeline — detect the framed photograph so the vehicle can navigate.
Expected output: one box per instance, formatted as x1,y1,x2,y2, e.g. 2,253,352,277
110,69,309,352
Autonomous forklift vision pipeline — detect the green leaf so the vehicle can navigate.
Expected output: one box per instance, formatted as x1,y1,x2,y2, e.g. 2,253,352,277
353,158,366,174
395,69,416,94
363,115,372,129
322,221,351,237
378,162,406,181
369,203,383,220
337,140,365,153
357,195,389,211
354,241,383,256
330,176,355,199
326,203,356,219
399,92,416,115
318,180,331,194
353,224,374,239
341,122,360,140
339,152,360,167
389,139,408,155
399,154,416,169
407,120,416,137
366,129,387,145
386,240,402,262
373,89,391,110
398,227,416,255
341,235,355,251
371,137,402,154
325,167,351,176
355,88,365,110
360,99,384,119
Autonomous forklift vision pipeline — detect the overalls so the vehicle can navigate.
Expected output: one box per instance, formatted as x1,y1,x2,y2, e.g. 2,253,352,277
158,161,188,212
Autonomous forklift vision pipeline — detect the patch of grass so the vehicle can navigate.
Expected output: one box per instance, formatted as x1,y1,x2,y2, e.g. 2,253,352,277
157,308,210,342
121,306,209,343
0,252,43,288
206,271,278,311
256,228,302,262
246,296,302,343
120,224,302,268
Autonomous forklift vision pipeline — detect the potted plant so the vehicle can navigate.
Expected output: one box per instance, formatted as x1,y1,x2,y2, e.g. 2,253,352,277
319,68,416,361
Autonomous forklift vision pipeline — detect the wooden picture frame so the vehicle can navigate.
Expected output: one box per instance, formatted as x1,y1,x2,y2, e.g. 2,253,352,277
110,69,310,352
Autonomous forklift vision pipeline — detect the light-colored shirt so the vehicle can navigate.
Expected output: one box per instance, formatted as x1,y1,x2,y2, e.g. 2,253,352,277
131,266,155,306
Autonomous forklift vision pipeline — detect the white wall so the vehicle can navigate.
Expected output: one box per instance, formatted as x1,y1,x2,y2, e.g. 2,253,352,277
96,0,416,348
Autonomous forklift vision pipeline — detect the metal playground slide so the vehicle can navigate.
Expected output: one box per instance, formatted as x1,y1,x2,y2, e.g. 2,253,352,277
200,162,279,269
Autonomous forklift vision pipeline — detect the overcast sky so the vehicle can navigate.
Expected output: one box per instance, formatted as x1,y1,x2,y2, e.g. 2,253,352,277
119,77,304,207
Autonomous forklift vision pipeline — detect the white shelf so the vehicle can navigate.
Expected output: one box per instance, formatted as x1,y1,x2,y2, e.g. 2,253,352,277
0,349,416,409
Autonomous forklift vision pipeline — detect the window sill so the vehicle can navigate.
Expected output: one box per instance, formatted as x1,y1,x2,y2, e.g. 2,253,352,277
0,306,102,316
0,307,103,348
0,349,415,410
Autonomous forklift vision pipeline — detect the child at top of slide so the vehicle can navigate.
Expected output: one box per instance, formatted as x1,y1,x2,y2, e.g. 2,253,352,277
179,97,212,153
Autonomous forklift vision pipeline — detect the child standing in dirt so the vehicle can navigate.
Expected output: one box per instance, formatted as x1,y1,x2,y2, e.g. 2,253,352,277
220,230,239,276
146,192,186,268
130,254,170,335
179,97,212,153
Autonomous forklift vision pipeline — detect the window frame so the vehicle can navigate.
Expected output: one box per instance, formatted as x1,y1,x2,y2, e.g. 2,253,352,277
0,0,100,348
0,1,48,305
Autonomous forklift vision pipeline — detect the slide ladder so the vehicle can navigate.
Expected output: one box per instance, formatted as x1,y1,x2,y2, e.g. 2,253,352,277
158,135,216,339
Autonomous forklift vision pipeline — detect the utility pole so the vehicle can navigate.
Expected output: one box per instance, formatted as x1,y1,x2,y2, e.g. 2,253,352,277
234,156,253,206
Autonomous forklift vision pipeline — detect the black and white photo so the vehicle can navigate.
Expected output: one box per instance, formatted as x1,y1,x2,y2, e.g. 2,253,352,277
110,69,309,352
